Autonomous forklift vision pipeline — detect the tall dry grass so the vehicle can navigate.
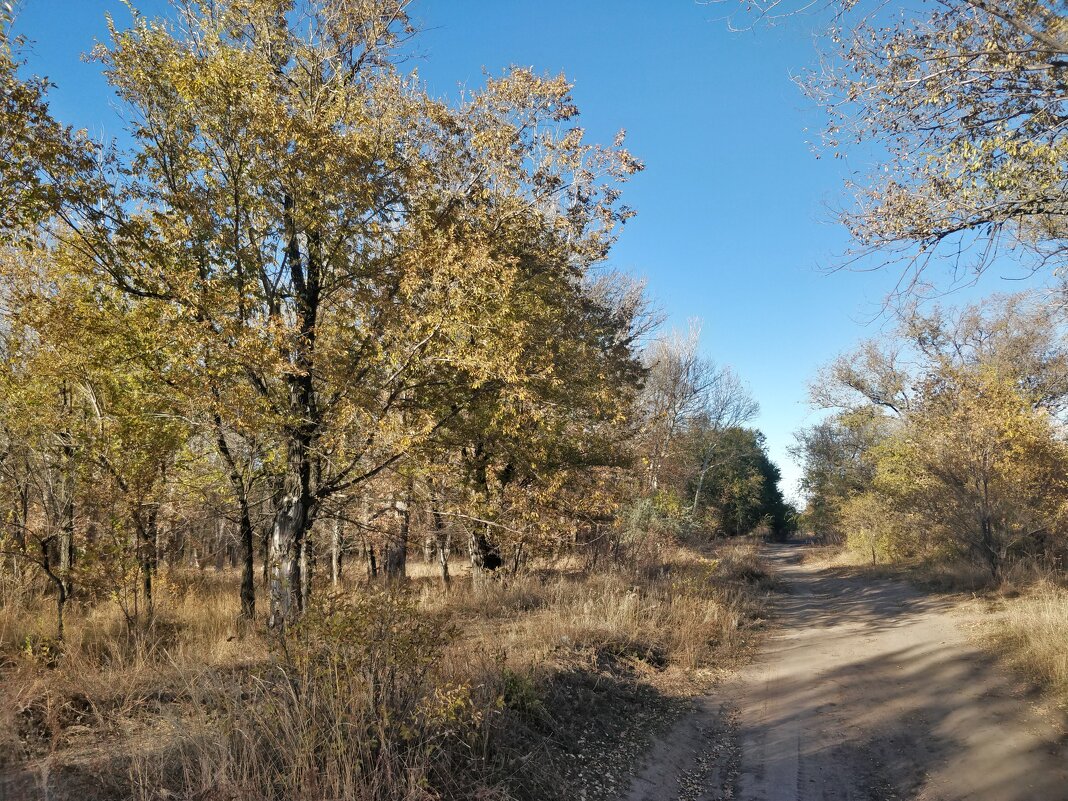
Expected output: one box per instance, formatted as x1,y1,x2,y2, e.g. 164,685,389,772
1,540,773,801
434,543,770,672
988,581,1068,704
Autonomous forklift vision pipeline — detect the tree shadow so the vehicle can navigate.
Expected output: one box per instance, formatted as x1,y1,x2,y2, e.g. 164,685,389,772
731,545,1068,800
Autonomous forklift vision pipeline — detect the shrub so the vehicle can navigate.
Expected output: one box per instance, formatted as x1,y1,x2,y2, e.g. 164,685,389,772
156,589,504,801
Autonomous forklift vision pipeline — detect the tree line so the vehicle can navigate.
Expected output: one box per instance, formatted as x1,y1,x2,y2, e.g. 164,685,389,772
795,297,1068,578
0,0,792,639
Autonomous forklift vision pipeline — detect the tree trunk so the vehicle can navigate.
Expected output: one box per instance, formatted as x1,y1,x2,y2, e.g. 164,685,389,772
384,494,410,580
980,513,1002,582
238,504,256,620
40,538,68,640
691,456,712,517
55,384,77,601
57,492,75,600
267,192,319,628
467,445,500,586
469,528,501,587
261,523,270,587
438,534,451,586
268,438,313,626
268,470,310,628
331,516,343,586
138,507,158,622
301,530,314,610
430,506,451,587
366,541,378,579
58,442,76,601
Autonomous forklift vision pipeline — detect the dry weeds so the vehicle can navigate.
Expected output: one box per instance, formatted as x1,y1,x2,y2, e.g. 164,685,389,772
985,581,1068,706
0,539,775,801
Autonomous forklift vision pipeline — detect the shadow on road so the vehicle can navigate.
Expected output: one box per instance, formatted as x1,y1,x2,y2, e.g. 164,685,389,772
729,544,1068,801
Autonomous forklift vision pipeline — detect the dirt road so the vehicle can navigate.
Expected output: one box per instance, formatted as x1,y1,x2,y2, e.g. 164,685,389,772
623,545,1068,801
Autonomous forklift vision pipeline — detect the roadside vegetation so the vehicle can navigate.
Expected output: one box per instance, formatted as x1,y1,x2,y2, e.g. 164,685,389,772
792,295,1068,704
1,537,775,801
790,296,1068,706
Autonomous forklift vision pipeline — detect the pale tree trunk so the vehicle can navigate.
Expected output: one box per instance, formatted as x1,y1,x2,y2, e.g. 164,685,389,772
57,384,76,601
268,464,310,628
57,479,75,601
40,537,68,641
268,434,314,626
384,491,411,580
430,494,451,586
331,516,343,586
438,532,451,586
691,450,714,517
469,530,485,586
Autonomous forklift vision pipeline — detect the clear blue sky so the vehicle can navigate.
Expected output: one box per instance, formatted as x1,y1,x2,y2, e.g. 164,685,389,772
10,0,1046,500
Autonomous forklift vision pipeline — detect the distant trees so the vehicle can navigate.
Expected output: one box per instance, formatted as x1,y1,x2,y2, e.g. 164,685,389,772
790,410,886,544
639,327,793,540
691,426,795,540
796,294,1068,576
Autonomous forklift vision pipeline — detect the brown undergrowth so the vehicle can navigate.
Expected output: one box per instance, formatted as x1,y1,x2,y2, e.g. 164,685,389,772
983,580,1068,708
0,539,774,801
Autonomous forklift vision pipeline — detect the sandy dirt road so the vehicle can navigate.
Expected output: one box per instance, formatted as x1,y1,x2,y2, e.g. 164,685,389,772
623,544,1068,801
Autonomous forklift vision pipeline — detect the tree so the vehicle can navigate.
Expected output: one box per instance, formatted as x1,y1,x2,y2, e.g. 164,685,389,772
641,324,717,493
640,325,758,509
803,293,1068,572
686,367,759,516
804,0,1068,286
687,426,793,539
0,0,654,629
791,409,887,543
33,0,644,621
873,366,1068,578
0,11,95,245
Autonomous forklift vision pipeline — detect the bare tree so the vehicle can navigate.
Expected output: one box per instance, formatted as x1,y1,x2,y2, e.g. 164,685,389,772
688,367,760,515
640,322,759,515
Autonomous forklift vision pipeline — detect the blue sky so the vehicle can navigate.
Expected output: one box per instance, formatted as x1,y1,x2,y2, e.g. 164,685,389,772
10,0,1046,500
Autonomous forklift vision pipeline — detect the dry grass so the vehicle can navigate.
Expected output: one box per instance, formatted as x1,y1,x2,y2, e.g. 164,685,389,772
0,539,774,801
986,581,1068,705
802,544,998,594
